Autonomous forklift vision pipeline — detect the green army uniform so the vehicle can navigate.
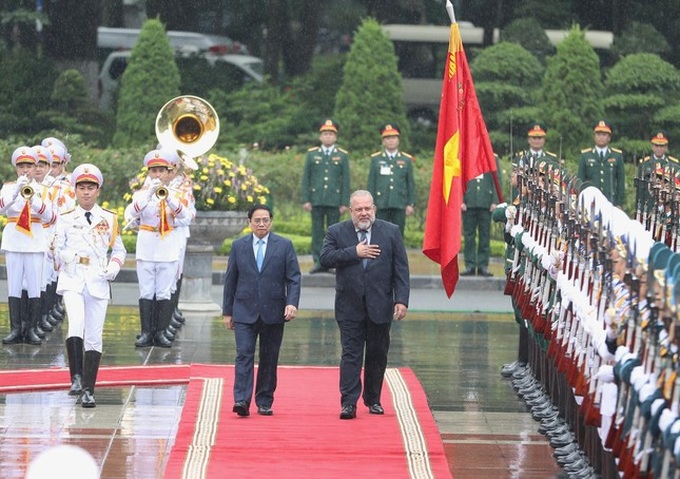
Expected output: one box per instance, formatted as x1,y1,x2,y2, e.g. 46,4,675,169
302,142,350,271
638,154,679,213
367,150,416,236
462,155,501,275
577,147,625,206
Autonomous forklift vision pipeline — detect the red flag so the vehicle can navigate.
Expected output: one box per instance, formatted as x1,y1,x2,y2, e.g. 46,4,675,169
422,20,499,298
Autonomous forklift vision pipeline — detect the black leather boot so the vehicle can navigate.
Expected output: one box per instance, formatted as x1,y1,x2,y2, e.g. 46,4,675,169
154,299,173,348
24,297,43,346
172,277,185,324
39,291,54,332
2,297,24,344
65,337,84,396
135,299,154,347
80,350,102,408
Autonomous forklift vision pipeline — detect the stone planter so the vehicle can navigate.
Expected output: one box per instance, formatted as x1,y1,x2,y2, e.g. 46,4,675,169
180,210,246,311
188,210,247,251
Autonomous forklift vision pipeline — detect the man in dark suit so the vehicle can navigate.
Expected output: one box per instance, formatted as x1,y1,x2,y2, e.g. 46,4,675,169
222,204,301,417
320,190,410,419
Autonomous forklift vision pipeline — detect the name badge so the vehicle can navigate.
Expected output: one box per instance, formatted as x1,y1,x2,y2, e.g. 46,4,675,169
380,165,391,175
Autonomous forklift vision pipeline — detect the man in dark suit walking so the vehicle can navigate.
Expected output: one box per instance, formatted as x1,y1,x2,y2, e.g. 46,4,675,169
320,190,410,419
222,204,301,417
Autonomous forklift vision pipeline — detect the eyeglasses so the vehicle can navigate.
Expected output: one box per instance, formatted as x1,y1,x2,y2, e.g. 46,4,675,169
251,218,271,225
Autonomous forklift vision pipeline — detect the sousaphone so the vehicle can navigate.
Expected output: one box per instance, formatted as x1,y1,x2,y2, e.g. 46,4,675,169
155,95,220,170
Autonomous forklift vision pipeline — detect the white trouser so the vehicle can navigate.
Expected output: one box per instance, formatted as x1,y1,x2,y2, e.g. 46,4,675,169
63,287,108,352
136,260,177,300
5,251,43,298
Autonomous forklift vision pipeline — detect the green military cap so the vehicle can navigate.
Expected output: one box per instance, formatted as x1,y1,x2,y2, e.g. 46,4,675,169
527,122,547,137
593,119,613,135
319,118,339,133
651,130,669,146
380,123,400,137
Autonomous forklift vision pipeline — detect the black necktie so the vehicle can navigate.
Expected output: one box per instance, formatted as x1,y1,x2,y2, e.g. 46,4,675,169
599,151,605,161
359,230,368,268
85,212,92,225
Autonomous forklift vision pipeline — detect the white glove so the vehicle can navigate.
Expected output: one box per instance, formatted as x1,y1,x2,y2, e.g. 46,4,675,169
505,205,517,220
147,179,162,200
59,250,76,264
16,176,30,188
30,194,44,212
595,364,615,383
103,262,121,281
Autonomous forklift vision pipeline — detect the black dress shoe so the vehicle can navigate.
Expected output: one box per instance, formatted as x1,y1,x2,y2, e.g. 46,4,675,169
340,404,356,419
368,403,384,415
461,268,476,276
478,268,493,277
233,401,250,417
257,405,273,416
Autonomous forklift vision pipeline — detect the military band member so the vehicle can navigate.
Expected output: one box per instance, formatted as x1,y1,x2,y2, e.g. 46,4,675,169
53,164,126,408
126,149,192,348
577,120,625,207
301,118,350,274
42,139,76,325
367,123,416,236
0,147,57,345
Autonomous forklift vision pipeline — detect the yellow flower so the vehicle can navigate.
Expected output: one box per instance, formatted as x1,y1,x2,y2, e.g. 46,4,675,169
200,175,208,181
213,187,223,194
207,198,215,205
202,167,209,174
228,196,236,204
247,195,253,202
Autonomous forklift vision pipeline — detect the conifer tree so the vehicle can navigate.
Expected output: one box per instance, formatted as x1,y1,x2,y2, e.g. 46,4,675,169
540,26,604,162
334,18,409,154
112,19,181,148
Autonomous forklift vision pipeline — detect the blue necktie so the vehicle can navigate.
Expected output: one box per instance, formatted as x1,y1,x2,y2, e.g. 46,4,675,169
256,239,264,272
359,230,368,268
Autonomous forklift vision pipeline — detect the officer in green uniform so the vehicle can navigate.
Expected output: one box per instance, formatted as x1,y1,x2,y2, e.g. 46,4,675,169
367,124,416,236
513,123,559,202
302,118,350,274
638,130,679,218
577,120,625,207
462,154,501,276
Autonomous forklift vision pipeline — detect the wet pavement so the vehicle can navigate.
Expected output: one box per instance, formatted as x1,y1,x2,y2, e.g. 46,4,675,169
0,265,561,478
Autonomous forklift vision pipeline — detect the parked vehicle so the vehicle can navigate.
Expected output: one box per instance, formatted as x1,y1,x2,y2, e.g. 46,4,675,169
97,49,264,110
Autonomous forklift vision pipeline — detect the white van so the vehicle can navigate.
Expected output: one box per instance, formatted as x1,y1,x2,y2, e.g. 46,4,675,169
97,27,249,56
97,49,264,110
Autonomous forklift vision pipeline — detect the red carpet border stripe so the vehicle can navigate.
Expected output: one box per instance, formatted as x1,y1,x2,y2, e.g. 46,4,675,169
181,377,224,479
386,368,435,479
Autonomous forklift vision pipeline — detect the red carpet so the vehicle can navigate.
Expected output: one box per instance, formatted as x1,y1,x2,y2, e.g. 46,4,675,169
0,364,190,392
164,364,452,479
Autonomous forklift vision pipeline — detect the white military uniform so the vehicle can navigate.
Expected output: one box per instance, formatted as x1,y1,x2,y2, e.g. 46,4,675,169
55,204,126,351
0,175,56,297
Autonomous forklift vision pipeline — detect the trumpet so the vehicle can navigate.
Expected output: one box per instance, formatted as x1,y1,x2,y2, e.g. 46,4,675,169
20,185,34,199
155,186,168,199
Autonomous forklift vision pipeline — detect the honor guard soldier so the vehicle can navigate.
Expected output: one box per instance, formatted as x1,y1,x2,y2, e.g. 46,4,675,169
126,149,192,348
301,118,350,274
461,154,501,276
53,164,126,408
578,120,625,207
0,146,57,345
367,123,416,236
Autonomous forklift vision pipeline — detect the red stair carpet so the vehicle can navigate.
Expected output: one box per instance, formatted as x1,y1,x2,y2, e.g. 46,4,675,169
164,364,453,479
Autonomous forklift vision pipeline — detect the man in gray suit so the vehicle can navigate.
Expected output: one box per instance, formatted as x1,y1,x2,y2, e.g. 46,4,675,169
222,204,301,417
320,190,410,419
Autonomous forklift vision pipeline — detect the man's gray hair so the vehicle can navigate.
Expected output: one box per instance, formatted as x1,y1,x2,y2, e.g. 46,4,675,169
350,190,373,204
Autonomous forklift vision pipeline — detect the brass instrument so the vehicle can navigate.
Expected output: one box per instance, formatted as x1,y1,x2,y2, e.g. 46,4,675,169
155,186,168,199
155,95,220,171
21,185,34,199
